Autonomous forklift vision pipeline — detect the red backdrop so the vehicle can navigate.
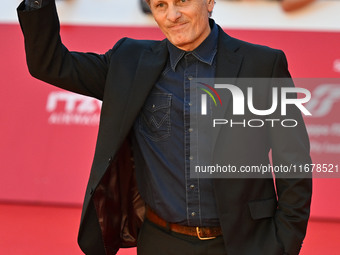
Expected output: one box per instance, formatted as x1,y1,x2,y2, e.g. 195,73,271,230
1,23,339,219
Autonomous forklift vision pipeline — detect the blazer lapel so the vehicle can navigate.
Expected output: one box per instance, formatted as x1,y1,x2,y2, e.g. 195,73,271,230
133,40,168,94
121,40,169,132
215,28,243,80
212,28,244,149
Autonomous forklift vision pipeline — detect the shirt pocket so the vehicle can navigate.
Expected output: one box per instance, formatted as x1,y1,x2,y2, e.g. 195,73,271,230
139,93,172,142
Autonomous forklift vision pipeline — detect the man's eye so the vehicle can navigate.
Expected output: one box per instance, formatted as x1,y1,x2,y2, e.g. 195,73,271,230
156,2,165,7
180,0,187,2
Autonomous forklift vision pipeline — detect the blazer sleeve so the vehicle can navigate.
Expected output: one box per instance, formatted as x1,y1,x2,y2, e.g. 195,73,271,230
269,51,312,255
17,0,126,100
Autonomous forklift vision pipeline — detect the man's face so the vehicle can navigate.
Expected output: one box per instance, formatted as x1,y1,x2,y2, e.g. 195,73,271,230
149,0,214,51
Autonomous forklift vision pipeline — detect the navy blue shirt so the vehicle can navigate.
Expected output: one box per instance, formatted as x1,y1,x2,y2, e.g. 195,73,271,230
133,21,219,227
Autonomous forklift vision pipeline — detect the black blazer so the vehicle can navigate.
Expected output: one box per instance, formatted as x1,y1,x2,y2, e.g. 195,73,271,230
18,1,312,255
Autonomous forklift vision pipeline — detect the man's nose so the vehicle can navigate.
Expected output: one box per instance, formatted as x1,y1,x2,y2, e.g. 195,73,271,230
167,5,181,22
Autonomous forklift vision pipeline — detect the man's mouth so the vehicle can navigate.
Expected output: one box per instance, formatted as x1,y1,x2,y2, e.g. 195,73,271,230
168,22,188,30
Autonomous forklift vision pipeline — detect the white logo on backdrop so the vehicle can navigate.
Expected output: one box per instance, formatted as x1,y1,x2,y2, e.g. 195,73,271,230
305,84,340,117
46,91,101,125
306,84,340,154
333,59,340,73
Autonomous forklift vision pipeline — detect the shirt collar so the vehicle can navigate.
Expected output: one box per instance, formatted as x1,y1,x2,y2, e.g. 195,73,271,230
167,19,218,71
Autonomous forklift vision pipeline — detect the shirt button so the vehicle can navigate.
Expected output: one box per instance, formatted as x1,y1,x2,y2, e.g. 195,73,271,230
188,76,193,80
189,156,193,160
188,128,193,132
190,184,195,189
188,102,192,106
152,104,155,108
34,0,40,6
191,212,196,217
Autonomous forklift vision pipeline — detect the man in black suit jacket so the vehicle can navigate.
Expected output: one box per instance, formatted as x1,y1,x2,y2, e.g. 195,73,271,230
17,0,312,254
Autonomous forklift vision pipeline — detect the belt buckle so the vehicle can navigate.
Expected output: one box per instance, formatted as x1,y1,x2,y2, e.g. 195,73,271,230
196,227,216,240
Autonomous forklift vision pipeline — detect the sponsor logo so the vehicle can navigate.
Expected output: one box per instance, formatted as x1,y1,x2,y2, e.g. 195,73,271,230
46,91,101,125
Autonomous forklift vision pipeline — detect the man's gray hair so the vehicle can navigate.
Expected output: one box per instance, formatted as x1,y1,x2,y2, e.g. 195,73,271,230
144,0,214,17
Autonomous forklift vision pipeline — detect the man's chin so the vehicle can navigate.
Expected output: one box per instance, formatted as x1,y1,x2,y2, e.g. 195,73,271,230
169,37,190,49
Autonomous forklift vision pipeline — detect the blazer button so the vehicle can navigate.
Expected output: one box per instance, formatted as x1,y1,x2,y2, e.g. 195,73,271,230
108,156,113,163
90,187,94,195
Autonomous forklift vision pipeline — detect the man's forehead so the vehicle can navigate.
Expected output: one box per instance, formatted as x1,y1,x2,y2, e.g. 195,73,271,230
149,0,205,3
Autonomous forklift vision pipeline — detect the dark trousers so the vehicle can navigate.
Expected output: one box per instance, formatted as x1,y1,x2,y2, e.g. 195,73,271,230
137,220,227,255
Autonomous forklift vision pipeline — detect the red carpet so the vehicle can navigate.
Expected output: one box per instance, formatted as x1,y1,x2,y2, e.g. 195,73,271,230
0,203,338,254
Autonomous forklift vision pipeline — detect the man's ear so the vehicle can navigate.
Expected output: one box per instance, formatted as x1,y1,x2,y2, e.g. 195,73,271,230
207,0,215,13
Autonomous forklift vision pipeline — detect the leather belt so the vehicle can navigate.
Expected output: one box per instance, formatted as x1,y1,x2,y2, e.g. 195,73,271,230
145,207,222,240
